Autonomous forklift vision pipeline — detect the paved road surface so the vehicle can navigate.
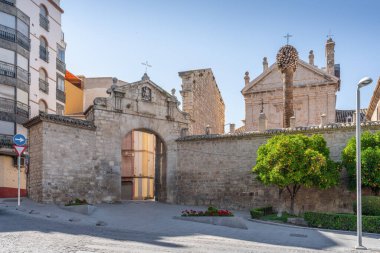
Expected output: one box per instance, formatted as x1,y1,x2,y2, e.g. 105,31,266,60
0,200,379,253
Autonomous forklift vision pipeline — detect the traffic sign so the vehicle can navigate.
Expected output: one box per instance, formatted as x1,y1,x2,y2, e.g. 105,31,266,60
13,134,26,146
13,145,27,156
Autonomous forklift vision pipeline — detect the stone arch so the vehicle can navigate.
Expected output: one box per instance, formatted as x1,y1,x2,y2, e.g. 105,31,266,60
38,99,48,113
121,128,167,202
40,4,48,17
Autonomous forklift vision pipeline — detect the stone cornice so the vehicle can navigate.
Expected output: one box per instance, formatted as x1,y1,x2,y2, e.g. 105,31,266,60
366,77,380,120
23,113,96,130
177,121,380,142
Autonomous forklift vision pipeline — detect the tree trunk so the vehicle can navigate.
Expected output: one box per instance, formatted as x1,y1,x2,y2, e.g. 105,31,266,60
282,68,294,128
290,195,295,215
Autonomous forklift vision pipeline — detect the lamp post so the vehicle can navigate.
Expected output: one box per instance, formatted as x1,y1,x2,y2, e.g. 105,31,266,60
355,77,372,250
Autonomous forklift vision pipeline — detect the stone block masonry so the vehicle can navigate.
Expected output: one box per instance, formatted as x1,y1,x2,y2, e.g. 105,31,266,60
24,114,120,204
175,123,380,214
179,69,225,135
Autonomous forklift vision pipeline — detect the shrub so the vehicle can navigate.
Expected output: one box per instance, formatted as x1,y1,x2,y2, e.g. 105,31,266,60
353,196,380,216
250,209,264,219
304,212,380,233
250,206,273,219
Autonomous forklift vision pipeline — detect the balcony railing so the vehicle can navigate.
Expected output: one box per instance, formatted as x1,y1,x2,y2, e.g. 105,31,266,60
39,14,49,31
17,66,29,84
0,60,16,78
39,78,49,93
16,31,30,50
0,61,30,85
56,89,65,103
56,58,66,73
0,97,30,120
39,46,49,62
0,0,15,6
0,134,13,149
0,24,30,51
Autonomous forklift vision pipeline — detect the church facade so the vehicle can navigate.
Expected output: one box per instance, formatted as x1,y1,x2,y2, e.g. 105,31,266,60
241,39,341,132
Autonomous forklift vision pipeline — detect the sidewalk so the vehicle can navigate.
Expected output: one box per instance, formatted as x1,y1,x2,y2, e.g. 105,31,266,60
1,198,380,252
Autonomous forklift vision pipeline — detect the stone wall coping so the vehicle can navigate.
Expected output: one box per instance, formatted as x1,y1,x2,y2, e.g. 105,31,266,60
177,121,380,142
23,113,96,130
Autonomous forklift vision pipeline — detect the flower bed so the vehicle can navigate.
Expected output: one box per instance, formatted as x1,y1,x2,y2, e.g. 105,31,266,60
181,206,234,217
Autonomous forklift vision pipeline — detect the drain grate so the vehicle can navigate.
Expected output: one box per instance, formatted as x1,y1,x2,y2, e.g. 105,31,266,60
289,233,308,238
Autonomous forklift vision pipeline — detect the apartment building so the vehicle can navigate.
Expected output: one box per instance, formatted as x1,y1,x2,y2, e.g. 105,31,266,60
0,0,66,197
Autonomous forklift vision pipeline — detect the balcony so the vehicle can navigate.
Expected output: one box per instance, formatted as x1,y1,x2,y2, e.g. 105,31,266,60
0,60,15,78
0,24,31,51
0,61,30,86
39,14,49,31
0,134,13,149
39,46,49,62
0,0,15,6
0,97,30,124
56,89,65,103
56,58,66,73
39,78,49,93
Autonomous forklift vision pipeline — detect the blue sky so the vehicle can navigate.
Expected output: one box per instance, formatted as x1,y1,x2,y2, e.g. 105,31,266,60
61,0,380,128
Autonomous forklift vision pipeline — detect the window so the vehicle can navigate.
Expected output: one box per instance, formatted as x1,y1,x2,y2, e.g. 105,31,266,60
39,68,49,93
38,100,48,113
57,75,65,91
57,46,65,62
56,103,64,115
0,121,14,135
39,5,49,31
39,37,49,62
0,11,16,29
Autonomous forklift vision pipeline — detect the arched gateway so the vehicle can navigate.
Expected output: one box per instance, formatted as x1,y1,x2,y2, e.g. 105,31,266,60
24,74,189,204
88,74,189,203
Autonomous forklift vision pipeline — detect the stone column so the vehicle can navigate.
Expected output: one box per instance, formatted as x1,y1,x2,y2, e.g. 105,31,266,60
263,57,268,72
276,45,298,129
258,112,267,132
282,68,294,128
320,114,327,126
309,50,314,66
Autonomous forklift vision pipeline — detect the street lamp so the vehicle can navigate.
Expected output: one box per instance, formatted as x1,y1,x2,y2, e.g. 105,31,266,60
356,76,372,250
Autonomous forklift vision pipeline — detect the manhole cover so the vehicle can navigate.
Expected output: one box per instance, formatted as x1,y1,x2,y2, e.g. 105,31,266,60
289,233,308,238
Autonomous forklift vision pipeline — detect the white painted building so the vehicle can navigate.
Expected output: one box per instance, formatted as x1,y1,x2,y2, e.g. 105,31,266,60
0,0,66,197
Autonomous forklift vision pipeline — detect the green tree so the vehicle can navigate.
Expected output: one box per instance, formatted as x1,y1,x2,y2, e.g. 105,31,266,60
253,134,340,214
342,131,380,195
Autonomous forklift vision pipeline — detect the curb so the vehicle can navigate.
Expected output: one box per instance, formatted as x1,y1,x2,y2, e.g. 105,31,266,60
247,218,380,237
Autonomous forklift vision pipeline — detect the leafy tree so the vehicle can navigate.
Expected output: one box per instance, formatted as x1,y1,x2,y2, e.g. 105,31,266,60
342,131,380,195
253,134,340,214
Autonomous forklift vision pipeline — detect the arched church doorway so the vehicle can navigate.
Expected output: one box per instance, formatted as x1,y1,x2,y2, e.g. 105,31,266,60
121,129,166,201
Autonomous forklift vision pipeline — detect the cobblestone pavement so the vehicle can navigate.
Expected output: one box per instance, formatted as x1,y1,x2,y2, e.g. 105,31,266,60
0,199,379,253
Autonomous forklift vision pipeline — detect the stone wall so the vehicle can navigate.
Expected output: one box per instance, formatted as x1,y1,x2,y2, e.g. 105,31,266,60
24,114,118,204
179,69,225,135
175,124,380,214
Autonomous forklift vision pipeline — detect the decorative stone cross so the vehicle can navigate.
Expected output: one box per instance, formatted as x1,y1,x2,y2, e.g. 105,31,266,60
141,61,152,73
326,30,334,39
283,33,292,45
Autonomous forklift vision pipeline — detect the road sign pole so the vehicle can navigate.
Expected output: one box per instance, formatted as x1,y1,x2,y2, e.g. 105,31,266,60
17,155,20,206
